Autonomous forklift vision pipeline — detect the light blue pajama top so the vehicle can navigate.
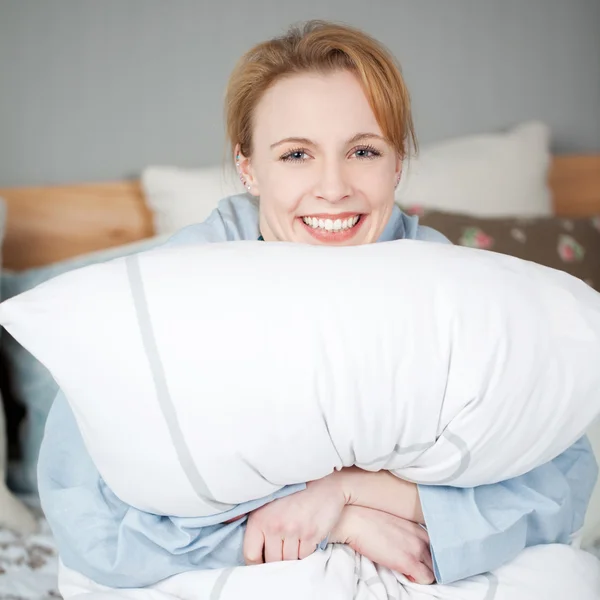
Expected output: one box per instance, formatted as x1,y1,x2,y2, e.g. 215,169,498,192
37,194,598,587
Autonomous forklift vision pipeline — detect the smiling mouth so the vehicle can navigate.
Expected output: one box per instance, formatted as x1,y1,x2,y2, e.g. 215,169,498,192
301,214,361,233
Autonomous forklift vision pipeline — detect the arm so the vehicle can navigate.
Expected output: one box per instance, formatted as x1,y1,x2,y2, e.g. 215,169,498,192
417,436,598,583
341,438,597,583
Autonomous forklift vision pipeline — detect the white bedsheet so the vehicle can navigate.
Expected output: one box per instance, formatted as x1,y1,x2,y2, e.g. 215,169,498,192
59,543,600,600
2,515,600,600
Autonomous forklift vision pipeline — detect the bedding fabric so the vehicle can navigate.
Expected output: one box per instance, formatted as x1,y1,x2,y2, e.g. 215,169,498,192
1,239,600,598
394,121,552,217
2,240,600,505
58,543,600,600
406,209,600,291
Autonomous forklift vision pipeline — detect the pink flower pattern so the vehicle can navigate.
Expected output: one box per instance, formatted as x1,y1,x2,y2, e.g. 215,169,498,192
558,234,585,263
459,227,494,249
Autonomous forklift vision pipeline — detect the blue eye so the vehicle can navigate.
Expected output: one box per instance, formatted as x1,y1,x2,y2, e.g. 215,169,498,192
281,149,308,162
280,144,382,163
354,145,381,159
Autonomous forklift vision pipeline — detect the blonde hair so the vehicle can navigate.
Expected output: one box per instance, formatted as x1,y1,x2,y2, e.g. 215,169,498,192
224,20,416,164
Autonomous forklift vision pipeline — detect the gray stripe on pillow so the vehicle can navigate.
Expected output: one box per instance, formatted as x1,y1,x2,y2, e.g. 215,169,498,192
482,572,499,599
359,431,470,483
435,429,472,484
210,568,235,600
125,254,233,512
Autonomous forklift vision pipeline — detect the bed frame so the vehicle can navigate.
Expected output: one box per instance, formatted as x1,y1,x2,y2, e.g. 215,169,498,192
0,154,599,271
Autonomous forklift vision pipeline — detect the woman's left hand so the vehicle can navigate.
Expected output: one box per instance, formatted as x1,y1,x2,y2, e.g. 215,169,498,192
243,472,346,565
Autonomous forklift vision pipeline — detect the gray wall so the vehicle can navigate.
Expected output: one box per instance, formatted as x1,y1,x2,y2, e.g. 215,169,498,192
0,0,599,187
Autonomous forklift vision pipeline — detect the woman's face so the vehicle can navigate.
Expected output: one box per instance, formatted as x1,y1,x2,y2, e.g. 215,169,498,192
238,70,401,245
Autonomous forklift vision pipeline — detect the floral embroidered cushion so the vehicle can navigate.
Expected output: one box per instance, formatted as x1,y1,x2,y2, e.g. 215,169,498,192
409,209,600,290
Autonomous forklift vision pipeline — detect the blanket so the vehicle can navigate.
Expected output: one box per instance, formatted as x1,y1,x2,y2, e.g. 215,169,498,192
58,543,600,600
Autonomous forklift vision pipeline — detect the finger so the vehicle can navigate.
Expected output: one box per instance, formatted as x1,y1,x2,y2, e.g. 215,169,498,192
243,525,265,566
402,556,435,585
283,537,300,561
396,519,430,544
264,535,284,563
299,539,318,560
419,544,434,574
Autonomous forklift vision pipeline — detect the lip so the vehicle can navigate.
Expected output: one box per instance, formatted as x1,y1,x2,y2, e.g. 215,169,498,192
299,214,366,243
301,211,362,220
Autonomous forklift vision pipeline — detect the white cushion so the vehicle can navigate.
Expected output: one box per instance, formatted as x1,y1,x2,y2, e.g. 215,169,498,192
1,240,599,517
141,165,246,235
396,121,552,217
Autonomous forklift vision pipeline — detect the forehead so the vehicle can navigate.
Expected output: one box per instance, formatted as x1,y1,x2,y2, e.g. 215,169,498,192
253,70,383,143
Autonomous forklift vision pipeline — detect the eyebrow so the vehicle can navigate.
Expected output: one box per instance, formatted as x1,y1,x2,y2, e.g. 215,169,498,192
269,132,386,150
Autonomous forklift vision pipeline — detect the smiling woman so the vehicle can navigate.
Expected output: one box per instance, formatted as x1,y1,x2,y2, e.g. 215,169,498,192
238,69,402,245
36,18,597,597
226,23,415,246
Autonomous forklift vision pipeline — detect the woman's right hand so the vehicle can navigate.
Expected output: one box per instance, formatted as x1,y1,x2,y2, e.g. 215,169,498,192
330,506,435,585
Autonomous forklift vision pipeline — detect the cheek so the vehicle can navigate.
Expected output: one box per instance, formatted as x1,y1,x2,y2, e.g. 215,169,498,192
362,180,395,214
260,171,306,216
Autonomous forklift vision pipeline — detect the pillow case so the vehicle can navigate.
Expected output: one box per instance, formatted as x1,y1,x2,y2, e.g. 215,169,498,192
141,165,246,236
1,234,169,493
395,121,552,217
1,240,599,516
409,209,600,290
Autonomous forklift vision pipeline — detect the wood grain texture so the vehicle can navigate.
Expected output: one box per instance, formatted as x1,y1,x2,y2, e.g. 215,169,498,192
551,155,600,217
0,180,154,271
0,155,598,271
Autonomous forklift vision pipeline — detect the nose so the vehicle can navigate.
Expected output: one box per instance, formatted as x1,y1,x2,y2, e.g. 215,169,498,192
313,159,352,204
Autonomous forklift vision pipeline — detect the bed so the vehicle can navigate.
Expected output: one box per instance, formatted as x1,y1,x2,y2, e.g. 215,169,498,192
0,153,598,599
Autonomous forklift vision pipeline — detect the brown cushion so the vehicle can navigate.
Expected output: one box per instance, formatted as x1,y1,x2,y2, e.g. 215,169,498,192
408,208,600,291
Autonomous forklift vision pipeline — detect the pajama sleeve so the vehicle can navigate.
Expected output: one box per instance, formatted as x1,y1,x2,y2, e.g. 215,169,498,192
418,436,598,583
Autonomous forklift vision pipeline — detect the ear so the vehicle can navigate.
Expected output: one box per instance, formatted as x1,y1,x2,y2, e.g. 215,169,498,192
394,153,403,188
235,144,259,196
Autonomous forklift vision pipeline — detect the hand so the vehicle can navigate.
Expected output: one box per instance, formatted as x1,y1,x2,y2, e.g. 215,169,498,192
243,472,346,564
330,505,435,585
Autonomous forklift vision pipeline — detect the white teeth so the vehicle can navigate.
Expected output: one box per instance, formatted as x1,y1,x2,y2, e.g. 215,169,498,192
302,215,360,232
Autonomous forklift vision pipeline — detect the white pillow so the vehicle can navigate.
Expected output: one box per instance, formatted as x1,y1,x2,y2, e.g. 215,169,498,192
1,240,599,518
141,165,246,236
396,121,552,217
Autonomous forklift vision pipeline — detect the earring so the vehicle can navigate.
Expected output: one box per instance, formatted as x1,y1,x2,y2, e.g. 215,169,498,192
395,174,401,188
237,153,251,190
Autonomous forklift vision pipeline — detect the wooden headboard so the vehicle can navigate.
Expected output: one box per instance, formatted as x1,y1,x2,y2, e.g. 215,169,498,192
0,181,154,271
0,154,599,271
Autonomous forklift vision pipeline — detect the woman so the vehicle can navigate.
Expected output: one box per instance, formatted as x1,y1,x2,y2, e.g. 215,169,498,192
38,19,596,592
